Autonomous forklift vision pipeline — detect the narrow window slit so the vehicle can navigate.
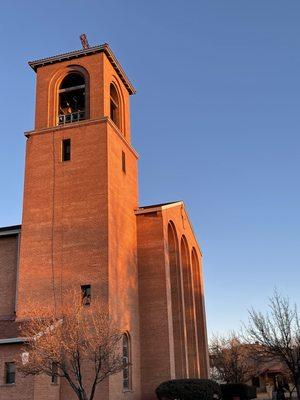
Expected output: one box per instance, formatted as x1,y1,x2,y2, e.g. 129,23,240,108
81,284,91,306
122,151,126,173
51,362,58,384
5,362,15,384
62,139,71,162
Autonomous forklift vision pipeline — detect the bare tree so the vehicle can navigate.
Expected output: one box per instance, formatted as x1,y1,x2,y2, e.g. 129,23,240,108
209,332,257,383
18,293,126,400
244,290,300,400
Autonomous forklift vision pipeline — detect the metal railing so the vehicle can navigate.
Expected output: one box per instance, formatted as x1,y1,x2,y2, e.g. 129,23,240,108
58,111,85,125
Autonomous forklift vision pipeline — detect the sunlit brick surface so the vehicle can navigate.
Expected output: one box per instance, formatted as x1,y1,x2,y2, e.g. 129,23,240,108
0,44,209,400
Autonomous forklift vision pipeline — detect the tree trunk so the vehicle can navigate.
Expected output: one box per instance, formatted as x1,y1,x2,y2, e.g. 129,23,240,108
76,390,88,400
295,380,300,400
79,390,88,400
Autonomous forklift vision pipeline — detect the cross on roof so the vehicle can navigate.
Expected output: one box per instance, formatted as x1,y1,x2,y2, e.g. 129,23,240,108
80,34,90,49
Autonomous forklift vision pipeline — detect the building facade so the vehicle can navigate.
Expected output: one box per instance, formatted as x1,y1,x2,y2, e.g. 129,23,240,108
0,43,209,400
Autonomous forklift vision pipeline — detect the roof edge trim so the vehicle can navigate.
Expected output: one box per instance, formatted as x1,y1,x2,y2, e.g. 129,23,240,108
28,44,136,95
0,225,21,237
0,337,26,345
135,201,183,215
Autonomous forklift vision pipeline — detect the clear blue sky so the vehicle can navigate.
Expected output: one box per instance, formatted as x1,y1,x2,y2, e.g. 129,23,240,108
1,1,299,336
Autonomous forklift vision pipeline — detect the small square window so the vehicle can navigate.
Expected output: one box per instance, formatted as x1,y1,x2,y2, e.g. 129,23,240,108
62,139,71,162
81,285,91,306
122,151,126,174
5,362,15,384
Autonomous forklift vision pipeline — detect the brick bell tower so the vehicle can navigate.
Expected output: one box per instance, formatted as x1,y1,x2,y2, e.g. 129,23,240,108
17,41,140,399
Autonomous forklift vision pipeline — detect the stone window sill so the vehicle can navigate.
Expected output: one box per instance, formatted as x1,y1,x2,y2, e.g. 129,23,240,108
0,383,16,387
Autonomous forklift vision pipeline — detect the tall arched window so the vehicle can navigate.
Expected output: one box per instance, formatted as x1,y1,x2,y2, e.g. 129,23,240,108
123,332,131,390
110,83,120,128
168,222,186,378
58,73,86,125
192,248,206,377
181,236,198,377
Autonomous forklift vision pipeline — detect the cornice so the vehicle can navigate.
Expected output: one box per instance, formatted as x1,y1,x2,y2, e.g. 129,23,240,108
28,44,136,95
24,117,139,159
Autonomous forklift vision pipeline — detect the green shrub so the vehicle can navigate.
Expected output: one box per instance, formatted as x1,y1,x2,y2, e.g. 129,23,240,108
220,384,257,400
155,379,221,400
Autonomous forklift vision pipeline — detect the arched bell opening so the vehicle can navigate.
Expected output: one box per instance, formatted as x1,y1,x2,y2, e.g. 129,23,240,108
58,73,86,125
110,83,121,129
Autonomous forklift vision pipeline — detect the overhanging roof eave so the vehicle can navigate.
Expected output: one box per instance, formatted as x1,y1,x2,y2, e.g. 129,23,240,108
0,337,26,345
28,44,136,95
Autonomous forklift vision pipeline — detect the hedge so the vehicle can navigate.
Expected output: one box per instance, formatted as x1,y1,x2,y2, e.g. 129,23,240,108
220,384,257,400
155,379,221,400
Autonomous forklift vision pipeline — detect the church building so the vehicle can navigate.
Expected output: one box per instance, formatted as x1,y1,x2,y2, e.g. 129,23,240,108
0,41,209,400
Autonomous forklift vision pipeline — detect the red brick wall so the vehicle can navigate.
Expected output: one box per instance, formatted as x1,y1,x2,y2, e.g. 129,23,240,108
34,53,105,130
0,344,34,400
17,120,109,317
162,204,209,378
1,45,208,400
0,344,60,400
16,48,141,400
137,203,209,400
0,235,18,319
104,54,141,400
137,211,172,400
